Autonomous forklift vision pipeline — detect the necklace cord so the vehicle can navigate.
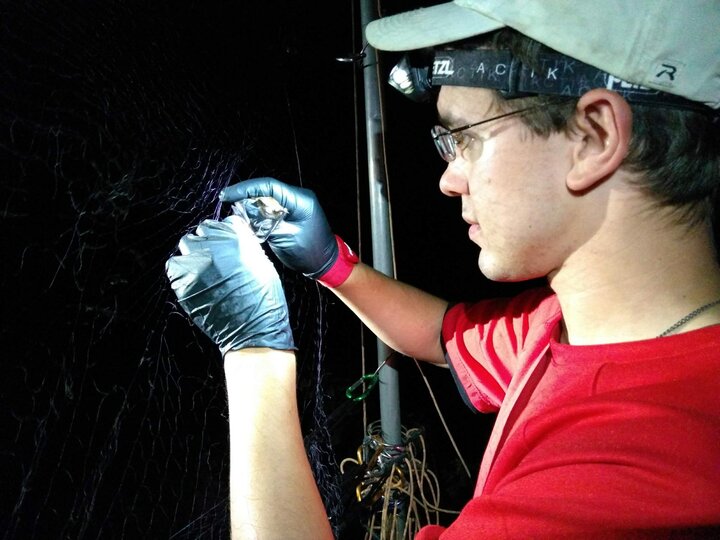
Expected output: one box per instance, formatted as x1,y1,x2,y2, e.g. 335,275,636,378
657,298,720,337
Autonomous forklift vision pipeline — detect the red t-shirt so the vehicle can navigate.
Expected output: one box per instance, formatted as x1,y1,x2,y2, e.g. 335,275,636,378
419,288,720,539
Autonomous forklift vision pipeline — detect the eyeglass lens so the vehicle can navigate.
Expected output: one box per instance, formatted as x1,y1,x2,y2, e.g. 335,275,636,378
430,126,455,162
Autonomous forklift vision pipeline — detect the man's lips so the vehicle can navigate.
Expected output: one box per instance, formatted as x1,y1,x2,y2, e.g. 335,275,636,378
463,215,481,239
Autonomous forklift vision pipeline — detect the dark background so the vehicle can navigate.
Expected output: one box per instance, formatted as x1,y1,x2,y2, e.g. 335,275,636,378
1,1,532,538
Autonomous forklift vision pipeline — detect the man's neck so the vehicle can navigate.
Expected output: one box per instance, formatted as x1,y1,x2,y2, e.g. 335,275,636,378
549,214,720,346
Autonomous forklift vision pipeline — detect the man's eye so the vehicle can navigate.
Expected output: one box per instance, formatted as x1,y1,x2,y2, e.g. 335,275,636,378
452,132,472,149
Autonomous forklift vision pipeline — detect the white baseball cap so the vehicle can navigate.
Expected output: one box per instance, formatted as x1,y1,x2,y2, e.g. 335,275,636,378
365,0,720,109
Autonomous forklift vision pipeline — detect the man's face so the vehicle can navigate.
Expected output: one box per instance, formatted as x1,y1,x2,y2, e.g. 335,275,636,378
436,86,583,282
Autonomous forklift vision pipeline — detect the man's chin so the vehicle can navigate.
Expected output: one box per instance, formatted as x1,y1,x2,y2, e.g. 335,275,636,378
479,253,542,283
478,254,512,282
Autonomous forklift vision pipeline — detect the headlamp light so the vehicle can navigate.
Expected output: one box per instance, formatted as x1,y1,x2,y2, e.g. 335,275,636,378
388,54,434,103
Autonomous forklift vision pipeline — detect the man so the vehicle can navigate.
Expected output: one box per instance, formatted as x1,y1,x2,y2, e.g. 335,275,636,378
166,1,720,538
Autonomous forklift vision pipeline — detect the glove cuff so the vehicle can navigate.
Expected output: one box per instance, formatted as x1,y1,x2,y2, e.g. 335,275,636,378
317,235,359,288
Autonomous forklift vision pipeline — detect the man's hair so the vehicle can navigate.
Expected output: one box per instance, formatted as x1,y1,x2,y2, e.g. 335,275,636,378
468,29,720,229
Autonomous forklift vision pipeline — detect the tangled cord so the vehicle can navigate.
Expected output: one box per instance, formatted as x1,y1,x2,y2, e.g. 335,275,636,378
340,421,460,539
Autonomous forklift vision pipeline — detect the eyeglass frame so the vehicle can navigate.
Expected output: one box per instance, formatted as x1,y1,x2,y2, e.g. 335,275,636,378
430,106,538,163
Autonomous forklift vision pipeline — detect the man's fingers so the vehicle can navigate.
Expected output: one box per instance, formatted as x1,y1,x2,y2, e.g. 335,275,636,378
219,177,290,207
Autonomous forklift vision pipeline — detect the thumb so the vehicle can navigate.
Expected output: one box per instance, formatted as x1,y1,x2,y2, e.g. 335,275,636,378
165,252,213,292
222,214,262,243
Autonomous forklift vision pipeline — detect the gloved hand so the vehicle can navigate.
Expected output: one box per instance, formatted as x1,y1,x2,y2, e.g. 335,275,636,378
165,216,294,355
220,178,358,287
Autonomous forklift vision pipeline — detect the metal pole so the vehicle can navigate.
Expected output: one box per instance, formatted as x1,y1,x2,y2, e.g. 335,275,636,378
359,0,402,447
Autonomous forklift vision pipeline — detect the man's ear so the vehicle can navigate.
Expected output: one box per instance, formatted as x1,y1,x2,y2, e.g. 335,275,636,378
566,88,632,192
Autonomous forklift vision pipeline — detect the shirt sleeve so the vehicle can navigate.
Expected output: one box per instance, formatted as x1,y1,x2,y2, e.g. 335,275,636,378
441,288,560,413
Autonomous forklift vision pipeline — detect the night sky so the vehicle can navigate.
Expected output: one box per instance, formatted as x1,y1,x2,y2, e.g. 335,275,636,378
2,1,537,538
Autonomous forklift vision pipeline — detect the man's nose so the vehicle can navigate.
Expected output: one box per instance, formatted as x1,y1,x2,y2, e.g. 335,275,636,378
439,161,469,197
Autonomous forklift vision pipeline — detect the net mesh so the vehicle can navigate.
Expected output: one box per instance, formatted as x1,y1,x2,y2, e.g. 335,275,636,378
1,1,354,538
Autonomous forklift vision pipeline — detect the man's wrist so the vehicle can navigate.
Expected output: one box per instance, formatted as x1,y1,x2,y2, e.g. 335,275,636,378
316,235,359,288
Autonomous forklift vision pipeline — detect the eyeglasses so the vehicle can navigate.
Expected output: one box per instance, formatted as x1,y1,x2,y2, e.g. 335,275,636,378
431,106,536,162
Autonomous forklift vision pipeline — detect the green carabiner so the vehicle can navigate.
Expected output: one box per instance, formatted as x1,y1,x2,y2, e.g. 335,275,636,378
345,359,387,402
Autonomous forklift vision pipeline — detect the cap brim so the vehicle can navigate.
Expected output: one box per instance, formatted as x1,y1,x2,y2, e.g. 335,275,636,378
365,1,505,52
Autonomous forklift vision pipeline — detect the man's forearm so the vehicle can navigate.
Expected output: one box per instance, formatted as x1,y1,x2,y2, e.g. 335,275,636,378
331,262,448,364
224,349,333,540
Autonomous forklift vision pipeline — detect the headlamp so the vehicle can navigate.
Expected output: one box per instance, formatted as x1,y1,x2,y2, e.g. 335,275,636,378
387,52,434,103
388,48,713,113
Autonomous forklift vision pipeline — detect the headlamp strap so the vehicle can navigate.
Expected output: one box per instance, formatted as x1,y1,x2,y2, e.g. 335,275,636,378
427,49,709,111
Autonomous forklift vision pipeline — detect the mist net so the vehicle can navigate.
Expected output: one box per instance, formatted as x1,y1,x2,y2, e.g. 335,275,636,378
1,1,358,538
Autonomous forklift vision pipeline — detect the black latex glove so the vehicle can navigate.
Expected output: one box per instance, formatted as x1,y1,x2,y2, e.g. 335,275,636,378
220,178,339,279
166,216,294,355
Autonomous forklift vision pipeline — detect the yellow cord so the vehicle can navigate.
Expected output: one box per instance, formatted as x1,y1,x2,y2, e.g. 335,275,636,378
339,423,461,539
